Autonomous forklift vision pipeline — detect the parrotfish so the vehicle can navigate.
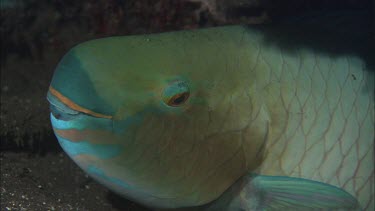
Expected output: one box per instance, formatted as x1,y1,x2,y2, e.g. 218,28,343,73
47,17,374,210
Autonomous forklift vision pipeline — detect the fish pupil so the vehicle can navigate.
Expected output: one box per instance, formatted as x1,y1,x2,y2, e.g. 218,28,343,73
174,95,186,104
168,92,189,106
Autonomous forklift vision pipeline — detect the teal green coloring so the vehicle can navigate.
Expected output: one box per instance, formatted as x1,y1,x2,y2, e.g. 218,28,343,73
56,134,122,159
205,174,360,210
50,50,115,115
251,175,360,209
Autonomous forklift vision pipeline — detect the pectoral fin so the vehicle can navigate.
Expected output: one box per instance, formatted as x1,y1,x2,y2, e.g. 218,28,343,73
248,175,360,210
204,174,360,211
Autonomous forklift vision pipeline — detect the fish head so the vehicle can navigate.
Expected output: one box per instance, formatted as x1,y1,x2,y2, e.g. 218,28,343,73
47,26,266,208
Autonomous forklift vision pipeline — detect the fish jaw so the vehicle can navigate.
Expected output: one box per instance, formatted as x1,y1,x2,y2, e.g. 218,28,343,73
49,109,164,207
49,109,250,208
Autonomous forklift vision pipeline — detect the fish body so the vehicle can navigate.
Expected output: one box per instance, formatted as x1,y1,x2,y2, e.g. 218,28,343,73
48,24,374,210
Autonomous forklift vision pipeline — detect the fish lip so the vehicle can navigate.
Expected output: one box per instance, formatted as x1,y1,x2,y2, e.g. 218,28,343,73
47,89,80,121
47,86,113,119
47,88,80,116
47,88,80,119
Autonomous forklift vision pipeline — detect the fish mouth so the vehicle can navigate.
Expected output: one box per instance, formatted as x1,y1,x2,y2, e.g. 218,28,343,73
47,86,112,120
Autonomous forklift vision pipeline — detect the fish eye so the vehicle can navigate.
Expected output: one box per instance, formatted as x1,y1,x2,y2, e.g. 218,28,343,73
162,80,190,107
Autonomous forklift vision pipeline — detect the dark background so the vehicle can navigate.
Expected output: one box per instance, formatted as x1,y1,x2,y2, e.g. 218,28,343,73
0,0,373,210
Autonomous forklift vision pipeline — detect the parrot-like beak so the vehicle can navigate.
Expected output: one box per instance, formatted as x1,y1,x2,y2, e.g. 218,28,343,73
47,86,112,120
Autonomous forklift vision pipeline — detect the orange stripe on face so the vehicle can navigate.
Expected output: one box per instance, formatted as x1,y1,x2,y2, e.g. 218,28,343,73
49,86,112,119
54,128,120,144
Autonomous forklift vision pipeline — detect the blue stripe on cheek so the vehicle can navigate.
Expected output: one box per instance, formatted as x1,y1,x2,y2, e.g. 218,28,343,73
87,165,133,190
56,134,122,159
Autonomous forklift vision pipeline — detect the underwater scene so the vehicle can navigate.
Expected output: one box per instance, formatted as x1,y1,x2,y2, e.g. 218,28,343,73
1,0,374,210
